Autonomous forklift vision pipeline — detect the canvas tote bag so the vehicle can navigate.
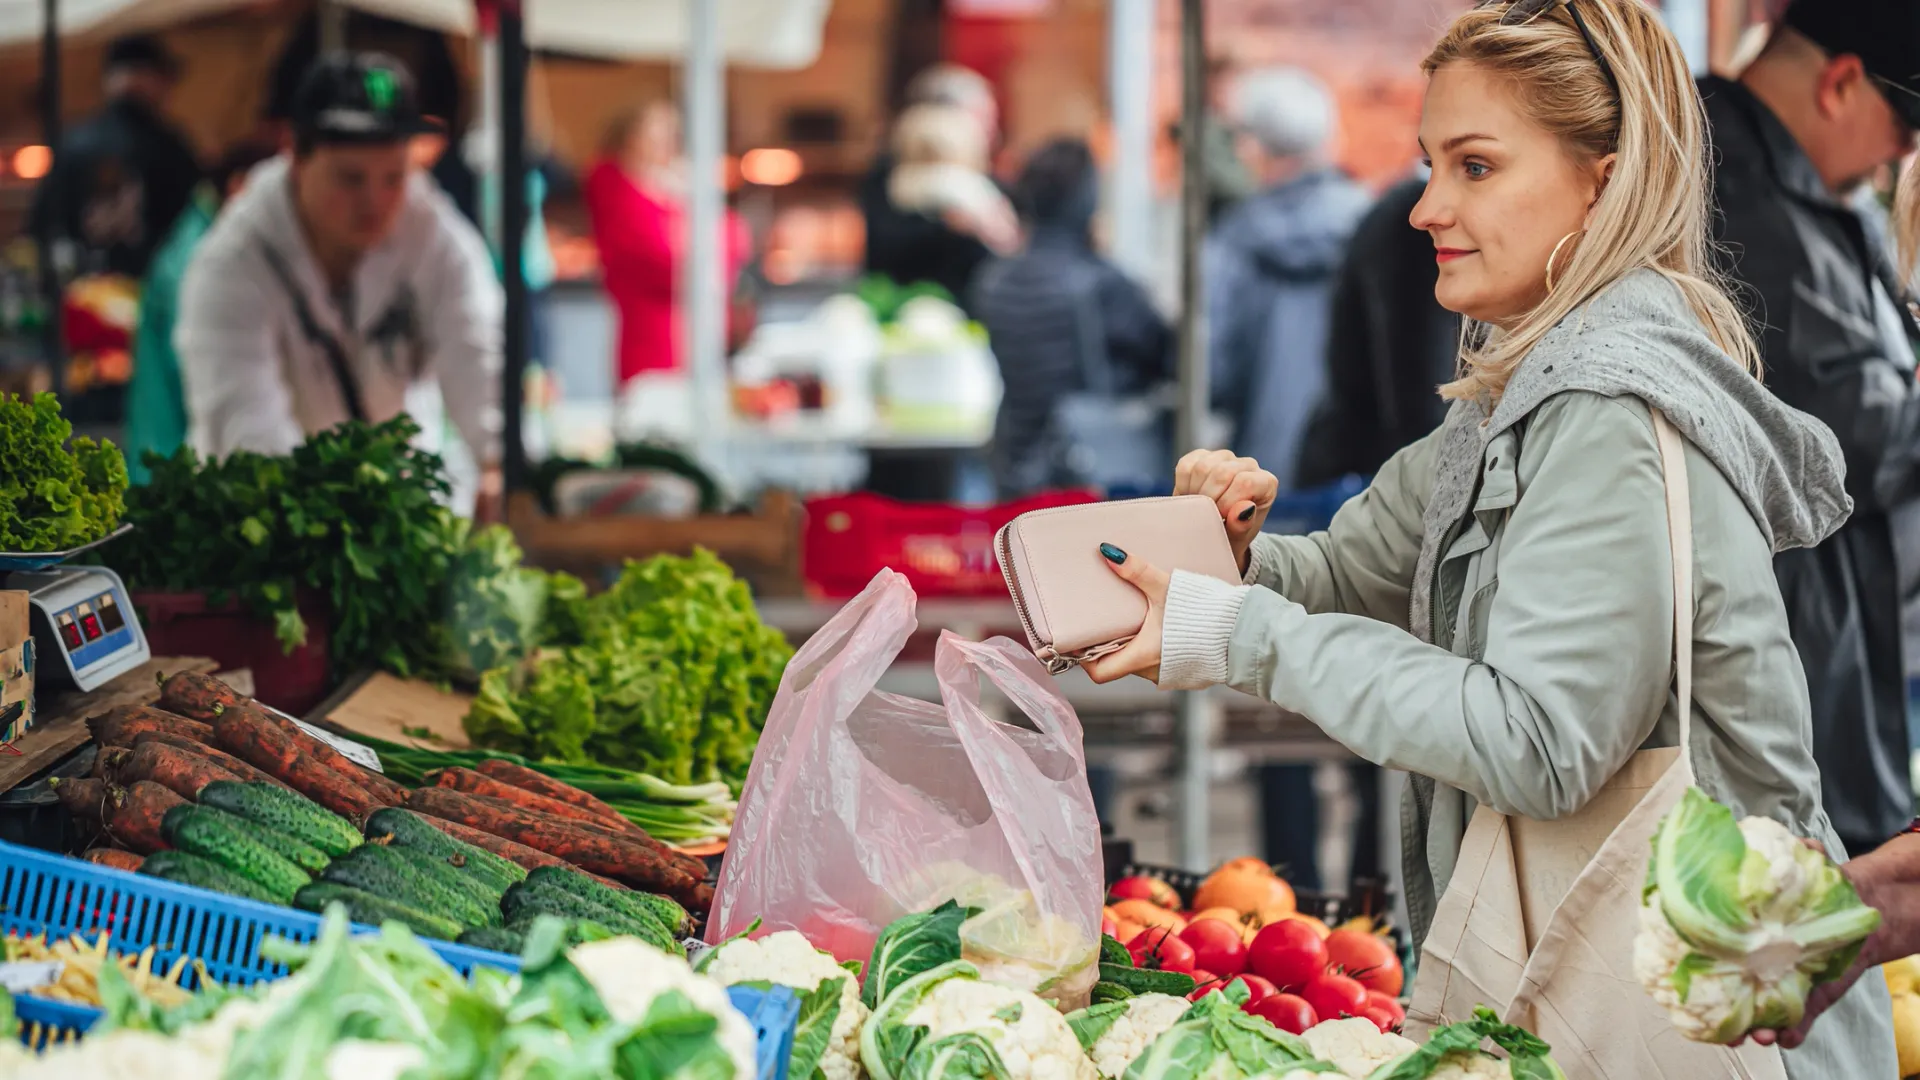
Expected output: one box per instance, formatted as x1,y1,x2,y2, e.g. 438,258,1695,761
1405,410,1788,1079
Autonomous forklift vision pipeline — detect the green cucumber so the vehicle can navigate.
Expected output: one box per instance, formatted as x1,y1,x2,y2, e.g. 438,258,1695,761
198,780,361,857
522,865,693,937
161,805,310,902
500,879,674,952
363,807,523,890
1089,981,1136,1004
384,842,506,909
504,915,623,947
1099,935,1132,966
139,849,279,904
456,925,527,955
292,883,464,941
320,845,497,928
1097,962,1196,997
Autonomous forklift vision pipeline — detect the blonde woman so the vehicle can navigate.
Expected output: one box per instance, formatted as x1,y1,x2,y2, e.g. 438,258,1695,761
1084,1,1895,1074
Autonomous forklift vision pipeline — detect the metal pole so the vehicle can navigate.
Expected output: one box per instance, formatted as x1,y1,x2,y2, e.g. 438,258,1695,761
319,0,347,53
38,0,63,397
1174,0,1212,871
499,0,529,491
685,0,726,446
1107,0,1155,282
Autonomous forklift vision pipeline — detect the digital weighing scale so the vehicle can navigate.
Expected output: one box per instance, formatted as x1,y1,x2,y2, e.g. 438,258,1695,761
0,525,149,692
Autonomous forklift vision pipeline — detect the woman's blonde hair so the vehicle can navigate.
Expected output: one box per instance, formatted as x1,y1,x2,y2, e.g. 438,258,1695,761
1895,159,1920,290
1423,0,1761,402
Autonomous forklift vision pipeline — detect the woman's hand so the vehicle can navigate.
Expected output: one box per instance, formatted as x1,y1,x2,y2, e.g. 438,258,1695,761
1174,450,1280,575
1083,544,1167,685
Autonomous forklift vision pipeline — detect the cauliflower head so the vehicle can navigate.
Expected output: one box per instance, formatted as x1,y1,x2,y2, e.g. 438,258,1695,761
1071,993,1191,1078
571,937,761,1080
1637,788,1879,1044
704,930,871,1080
1301,1017,1417,1078
863,961,1096,1080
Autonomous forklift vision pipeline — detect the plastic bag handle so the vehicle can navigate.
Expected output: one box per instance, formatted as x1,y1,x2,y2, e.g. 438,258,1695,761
777,569,919,699
933,632,1088,763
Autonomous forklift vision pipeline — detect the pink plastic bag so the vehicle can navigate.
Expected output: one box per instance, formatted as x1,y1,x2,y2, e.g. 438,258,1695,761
708,569,1103,1001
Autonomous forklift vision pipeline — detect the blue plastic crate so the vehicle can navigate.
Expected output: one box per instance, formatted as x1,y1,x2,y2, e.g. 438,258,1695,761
0,837,518,1047
727,983,801,1080
10,994,97,1050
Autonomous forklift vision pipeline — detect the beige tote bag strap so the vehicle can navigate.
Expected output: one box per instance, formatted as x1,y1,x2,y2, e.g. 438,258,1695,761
1650,410,1693,776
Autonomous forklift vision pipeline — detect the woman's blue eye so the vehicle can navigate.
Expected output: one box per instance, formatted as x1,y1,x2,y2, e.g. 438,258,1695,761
1464,161,1491,179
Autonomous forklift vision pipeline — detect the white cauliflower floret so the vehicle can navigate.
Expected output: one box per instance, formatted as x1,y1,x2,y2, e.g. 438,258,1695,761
571,937,761,1080
1303,1017,1419,1078
323,1039,426,1080
705,930,871,1080
905,976,1098,1080
4,1029,229,1080
1084,993,1191,1078
1736,817,1822,918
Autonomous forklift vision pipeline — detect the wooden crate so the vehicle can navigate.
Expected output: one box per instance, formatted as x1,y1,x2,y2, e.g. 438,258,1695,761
506,490,805,596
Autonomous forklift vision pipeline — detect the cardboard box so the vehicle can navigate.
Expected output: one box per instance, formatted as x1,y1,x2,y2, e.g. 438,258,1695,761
0,591,33,743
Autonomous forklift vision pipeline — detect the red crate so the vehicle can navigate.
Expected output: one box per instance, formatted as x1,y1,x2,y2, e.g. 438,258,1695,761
802,490,1100,598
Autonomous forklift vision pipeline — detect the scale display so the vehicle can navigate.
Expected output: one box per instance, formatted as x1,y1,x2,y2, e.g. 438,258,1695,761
4,567,150,691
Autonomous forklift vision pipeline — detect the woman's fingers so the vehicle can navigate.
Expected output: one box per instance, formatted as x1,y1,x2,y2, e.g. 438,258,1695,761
1174,449,1236,497
1101,543,1171,597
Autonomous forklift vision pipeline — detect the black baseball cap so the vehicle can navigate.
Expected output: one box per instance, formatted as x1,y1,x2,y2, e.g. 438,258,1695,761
289,52,439,146
105,34,180,79
1782,0,1920,129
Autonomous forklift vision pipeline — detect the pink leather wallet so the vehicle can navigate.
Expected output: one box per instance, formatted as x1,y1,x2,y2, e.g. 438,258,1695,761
995,496,1242,673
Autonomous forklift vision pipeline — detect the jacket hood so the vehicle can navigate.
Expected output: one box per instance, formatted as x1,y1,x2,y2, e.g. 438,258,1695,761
1488,268,1851,551
1218,169,1373,281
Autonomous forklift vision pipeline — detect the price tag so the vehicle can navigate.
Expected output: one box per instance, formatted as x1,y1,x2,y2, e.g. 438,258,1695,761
254,702,386,773
294,720,385,773
0,960,62,993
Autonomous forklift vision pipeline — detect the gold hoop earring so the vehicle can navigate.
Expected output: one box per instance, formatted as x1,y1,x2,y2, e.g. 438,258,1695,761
1545,230,1584,295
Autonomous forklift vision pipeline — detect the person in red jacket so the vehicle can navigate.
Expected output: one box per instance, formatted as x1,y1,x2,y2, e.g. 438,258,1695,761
585,101,750,386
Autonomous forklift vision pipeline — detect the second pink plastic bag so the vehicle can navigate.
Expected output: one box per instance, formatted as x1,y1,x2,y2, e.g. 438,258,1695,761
707,569,1103,996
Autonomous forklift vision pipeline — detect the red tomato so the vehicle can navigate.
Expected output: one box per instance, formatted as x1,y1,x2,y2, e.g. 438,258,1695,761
1179,918,1249,978
1358,1004,1400,1034
1128,927,1198,974
1325,929,1404,996
1231,974,1278,1007
1186,972,1225,1002
1248,920,1330,991
1301,972,1370,1022
1364,990,1405,1024
1247,992,1318,1035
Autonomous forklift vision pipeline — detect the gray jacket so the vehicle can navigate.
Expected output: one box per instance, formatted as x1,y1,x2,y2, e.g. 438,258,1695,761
1203,170,1372,488
1160,270,1895,1078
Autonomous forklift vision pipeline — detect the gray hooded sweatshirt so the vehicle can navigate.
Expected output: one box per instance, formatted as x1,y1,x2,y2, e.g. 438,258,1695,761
1158,269,1895,1078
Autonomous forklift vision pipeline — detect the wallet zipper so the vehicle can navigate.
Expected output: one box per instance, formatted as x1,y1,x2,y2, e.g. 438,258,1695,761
996,526,1072,674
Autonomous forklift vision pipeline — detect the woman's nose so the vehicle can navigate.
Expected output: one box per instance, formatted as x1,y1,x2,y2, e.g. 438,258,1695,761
1409,180,1448,233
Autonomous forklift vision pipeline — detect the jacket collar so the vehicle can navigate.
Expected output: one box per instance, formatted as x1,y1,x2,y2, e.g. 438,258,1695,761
1700,76,1839,210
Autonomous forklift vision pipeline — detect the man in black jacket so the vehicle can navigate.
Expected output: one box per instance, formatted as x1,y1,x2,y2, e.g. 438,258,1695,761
30,35,201,279
1701,0,1920,859
1295,171,1460,488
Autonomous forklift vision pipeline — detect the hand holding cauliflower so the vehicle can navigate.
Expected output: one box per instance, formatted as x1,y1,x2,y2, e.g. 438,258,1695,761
1634,788,1880,1043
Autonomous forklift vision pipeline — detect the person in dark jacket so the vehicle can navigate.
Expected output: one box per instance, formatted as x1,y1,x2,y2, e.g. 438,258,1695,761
1294,170,1462,487
860,64,1013,313
972,139,1173,498
30,35,201,279
1204,66,1372,491
1700,0,1920,858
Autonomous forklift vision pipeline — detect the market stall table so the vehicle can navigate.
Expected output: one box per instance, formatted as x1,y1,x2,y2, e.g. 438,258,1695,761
0,656,214,794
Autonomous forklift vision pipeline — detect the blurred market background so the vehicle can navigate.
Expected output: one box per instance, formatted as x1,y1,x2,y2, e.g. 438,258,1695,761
0,0,1823,926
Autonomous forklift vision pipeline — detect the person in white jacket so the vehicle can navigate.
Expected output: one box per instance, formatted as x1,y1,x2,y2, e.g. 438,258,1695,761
176,52,502,513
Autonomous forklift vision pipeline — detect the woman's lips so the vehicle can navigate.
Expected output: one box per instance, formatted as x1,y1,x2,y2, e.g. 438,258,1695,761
1435,248,1475,264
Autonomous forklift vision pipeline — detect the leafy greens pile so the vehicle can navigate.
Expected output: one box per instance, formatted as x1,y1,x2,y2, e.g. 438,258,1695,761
117,417,570,679
465,549,790,788
0,392,127,552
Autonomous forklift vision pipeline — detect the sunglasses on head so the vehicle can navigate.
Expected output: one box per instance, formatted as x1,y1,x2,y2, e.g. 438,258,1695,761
1479,0,1620,97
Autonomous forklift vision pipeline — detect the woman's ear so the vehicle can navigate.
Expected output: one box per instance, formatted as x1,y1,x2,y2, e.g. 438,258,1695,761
1585,153,1618,225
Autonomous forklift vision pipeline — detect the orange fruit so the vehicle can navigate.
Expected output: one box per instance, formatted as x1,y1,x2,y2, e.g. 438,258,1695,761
1111,898,1188,935
1193,866,1296,917
1216,857,1275,877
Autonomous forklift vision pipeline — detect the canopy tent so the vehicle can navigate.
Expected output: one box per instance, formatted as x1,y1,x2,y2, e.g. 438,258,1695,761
0,0,830,66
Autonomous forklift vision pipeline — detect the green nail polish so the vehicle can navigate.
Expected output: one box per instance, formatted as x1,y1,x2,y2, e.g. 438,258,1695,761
1100,543,1127,564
